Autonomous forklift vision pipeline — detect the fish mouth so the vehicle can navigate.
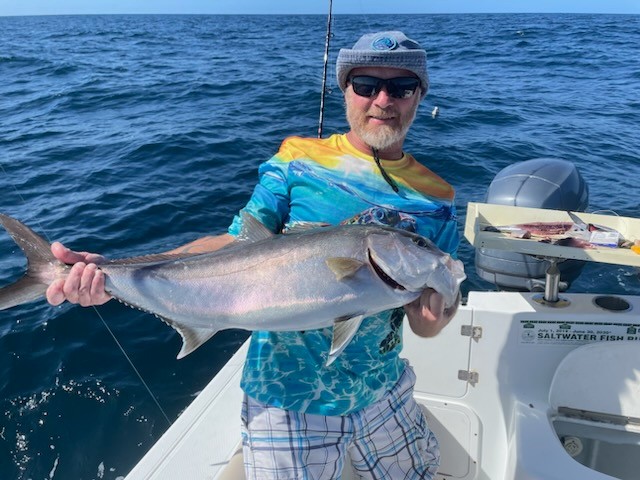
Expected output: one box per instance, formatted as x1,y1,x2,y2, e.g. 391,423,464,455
368,249,406,291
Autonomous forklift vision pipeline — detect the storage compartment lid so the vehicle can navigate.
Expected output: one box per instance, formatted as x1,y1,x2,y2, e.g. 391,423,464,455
549,341,640,421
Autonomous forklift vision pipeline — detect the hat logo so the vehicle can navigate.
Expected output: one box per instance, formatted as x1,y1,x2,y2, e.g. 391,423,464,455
371,36,398,51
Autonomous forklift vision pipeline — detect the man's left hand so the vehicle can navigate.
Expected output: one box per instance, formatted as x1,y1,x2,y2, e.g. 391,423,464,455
404,288,460,337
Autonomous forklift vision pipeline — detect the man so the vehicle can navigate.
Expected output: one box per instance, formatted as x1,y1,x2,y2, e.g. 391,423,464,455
47,31,460,479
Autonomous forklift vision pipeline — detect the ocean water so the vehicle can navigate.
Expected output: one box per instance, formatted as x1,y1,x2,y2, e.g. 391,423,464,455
0,12,639,479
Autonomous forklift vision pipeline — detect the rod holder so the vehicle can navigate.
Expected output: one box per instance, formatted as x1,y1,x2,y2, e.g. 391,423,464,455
544,260,561,302
533,257,571,308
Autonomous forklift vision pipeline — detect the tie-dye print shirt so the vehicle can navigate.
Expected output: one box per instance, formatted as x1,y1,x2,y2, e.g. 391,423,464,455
228,134,459,416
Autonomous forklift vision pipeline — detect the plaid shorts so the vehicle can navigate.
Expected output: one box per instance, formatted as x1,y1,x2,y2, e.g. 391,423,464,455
241,365,439,480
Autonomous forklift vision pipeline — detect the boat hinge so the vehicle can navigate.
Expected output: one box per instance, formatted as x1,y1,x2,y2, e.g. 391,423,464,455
461,325,482,340
458,370,479,386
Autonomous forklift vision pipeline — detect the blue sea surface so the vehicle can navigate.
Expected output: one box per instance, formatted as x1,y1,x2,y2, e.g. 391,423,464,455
0,13,639,479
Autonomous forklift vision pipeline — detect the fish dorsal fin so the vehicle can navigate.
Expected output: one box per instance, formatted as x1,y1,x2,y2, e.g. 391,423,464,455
105,252,199,266
237,211,275,243
327,314,364,365
326,257,366,281
284,221,331,234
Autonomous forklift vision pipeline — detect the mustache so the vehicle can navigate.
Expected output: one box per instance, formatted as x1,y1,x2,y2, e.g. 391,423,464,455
367,108,399,119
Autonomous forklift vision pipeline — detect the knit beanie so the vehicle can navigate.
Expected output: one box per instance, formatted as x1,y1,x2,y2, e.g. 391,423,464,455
336,31,429,98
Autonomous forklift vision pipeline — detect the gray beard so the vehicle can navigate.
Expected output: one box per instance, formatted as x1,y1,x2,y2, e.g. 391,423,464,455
345,102,418,152
356,123,410,151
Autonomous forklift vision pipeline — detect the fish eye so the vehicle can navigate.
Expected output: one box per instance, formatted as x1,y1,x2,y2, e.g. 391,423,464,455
411,236,429,248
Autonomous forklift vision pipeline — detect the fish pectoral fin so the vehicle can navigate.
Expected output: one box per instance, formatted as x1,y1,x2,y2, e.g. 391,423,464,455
327,314,364,366
326,258,366,281
169,322,218,359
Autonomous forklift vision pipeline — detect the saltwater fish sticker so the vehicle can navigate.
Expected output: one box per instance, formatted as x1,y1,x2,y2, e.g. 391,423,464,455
519,320,640,345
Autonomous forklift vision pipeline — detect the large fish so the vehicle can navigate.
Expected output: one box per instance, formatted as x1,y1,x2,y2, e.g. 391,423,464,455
0,212,465,364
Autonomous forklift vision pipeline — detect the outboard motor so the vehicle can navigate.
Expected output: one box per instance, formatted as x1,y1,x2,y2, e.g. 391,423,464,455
475,158,589,291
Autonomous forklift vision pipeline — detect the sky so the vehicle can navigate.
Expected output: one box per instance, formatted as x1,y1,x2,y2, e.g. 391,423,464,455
0,0,639,16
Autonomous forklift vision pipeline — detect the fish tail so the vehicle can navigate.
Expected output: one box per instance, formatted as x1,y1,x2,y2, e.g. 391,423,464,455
0,213,64,310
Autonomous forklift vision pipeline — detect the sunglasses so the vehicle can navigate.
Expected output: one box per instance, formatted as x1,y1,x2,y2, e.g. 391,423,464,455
349,75,420,99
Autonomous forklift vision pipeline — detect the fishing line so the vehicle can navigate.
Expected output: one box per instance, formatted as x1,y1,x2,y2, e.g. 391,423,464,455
91,307,172,426
0,161,172,427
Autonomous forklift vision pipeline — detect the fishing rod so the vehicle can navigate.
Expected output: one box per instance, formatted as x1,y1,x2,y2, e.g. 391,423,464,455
317,0,333,139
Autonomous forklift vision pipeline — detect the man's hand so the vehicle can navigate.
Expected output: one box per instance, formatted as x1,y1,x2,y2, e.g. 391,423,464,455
404,288,460,337
46,242,111,307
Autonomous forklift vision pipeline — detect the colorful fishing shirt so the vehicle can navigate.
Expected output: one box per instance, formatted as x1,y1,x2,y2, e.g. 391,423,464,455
228,133,459,416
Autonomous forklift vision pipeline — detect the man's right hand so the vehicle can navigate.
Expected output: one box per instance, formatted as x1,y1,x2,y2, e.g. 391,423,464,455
46,242,112,307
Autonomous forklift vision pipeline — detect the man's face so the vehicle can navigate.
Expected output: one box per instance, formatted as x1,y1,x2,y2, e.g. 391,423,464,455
345,66,422,153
